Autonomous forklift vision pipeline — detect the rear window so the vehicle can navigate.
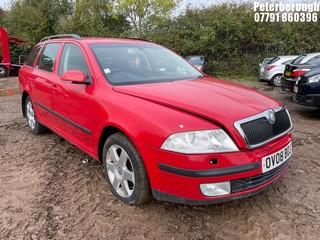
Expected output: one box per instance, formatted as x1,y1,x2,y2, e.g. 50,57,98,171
268,57,280,64
281,59,295,65
291,55,307,64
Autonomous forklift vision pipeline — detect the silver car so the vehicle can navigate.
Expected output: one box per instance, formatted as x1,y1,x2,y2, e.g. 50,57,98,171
260,55,298,86
258,57,272,82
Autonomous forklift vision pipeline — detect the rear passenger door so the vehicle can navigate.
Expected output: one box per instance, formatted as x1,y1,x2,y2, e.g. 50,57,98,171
51,42,94,154
28,43,61,125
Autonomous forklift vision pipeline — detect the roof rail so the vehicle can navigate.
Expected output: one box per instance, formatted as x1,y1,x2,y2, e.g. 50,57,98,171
126,38,151,42
40,34,82,42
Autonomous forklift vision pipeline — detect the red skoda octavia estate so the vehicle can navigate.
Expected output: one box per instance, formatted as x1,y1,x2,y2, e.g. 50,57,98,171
19,35,293,205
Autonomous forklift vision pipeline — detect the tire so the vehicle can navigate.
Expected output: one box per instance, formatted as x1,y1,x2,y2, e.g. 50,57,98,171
270,74,282,87
102,132,152,205
0,65,8,78
25,96,47,134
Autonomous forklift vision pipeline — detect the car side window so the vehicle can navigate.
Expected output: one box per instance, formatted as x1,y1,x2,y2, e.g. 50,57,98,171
58,43,89,77
36,43,61,72
25,45,42,67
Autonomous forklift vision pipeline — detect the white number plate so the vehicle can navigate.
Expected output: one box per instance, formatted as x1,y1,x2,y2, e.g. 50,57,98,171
262,142,292,173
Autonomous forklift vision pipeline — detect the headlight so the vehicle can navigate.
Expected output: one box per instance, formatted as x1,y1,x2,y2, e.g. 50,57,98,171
161,129,239,154
308,74,320,83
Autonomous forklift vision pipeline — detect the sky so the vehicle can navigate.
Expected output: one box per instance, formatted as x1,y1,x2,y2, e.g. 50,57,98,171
0,0,217,11
0,0,9,9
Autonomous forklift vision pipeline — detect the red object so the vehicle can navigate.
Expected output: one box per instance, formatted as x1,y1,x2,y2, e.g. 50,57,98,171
291,69,309,77
61,70,87,83
19,37,293,204
266,65,275,71
0,28,10,64
0,27,25,77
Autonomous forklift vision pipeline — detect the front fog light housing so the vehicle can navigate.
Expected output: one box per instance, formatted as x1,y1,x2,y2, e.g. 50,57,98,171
200,182,231,197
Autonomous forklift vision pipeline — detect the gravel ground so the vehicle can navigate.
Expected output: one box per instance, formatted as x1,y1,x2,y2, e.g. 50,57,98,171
0,77,319,240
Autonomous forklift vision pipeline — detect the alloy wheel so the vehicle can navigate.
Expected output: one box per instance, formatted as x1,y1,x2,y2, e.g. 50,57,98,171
26,101,36,130
106,144,135,198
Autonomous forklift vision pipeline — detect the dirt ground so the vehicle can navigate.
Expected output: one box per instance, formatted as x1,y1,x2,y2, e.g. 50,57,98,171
0,76,319,240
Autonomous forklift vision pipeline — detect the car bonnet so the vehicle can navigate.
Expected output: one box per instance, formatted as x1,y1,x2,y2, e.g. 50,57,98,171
112,77,281,130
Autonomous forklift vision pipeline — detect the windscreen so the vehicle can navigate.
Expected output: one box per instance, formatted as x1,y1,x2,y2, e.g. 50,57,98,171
90,43,202,85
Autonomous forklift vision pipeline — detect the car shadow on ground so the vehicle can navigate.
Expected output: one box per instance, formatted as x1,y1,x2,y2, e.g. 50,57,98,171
296,108,320,119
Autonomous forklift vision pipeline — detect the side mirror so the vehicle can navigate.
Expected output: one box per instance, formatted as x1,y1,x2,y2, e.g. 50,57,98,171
61,70,87,84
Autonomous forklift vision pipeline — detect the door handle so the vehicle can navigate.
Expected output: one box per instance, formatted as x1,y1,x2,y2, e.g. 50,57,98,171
51,84,58,93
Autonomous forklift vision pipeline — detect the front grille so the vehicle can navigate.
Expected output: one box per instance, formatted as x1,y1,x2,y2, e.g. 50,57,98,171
231,160,289,193
236,109,291,148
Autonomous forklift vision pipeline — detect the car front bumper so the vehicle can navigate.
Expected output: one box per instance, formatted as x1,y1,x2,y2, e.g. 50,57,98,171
294,82,320,108
294,93,320,108
138,133,292,205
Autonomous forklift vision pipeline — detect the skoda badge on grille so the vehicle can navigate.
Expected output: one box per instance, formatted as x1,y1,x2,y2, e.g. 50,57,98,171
266,110,276,125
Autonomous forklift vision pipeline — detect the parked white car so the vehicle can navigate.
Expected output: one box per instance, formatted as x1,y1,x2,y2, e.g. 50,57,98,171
258,57,272,82
259,55,299,86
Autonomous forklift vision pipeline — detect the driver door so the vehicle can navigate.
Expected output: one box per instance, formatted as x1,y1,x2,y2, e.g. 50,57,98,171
51,42,94,154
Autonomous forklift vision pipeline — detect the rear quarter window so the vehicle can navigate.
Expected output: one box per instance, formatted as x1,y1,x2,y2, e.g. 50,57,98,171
25,45,42,67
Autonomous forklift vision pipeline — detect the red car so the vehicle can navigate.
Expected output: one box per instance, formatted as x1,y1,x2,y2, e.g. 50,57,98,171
19,35,293,205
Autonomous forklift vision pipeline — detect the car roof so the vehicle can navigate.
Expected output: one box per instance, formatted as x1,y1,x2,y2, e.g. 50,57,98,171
294,52,320,64
39,34,154,45
265,55,298,66
300,52,320,59
276,55,299,59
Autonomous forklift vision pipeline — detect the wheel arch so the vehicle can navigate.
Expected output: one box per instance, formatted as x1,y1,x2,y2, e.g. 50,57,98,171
98,125,122,163
272,73,283,78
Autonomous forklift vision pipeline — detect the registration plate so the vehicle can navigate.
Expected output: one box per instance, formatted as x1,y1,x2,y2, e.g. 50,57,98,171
262,142,292,173
294,86,298,93
284,71,291,77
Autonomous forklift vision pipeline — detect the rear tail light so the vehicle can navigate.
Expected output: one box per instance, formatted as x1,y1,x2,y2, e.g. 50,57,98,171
266,65,276,71
292,69,310,77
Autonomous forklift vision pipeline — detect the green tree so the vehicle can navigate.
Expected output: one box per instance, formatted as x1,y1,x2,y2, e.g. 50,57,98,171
1,0,129,43
57,0,129,37
116,0,180,37
1,0,62,45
